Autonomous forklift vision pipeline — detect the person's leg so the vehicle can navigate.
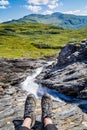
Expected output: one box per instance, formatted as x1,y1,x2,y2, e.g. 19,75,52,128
18,118,31,130
18,94,36,130
43,118,57,130
41,94,58,130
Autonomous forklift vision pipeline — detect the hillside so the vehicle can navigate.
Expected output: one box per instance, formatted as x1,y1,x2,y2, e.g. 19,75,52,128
3,12,87,29
0,22,87,59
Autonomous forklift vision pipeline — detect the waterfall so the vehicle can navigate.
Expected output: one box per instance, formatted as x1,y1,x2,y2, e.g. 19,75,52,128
21,61,75,102
21,67,43,97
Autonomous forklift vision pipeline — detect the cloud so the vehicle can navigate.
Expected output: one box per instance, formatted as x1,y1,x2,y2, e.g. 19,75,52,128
48,1,63,10
79,11,87,16
43,10,53,15
63,10,81,15
25,0,63,13
48,4,58,9
25,5,41,12
27,0,48,5
27,0,57,5
0,0,9,5
0,0,9,9
63,6,87,16
0,5,6,8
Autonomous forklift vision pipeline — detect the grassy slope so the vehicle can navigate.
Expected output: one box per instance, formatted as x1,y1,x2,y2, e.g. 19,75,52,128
0,23,87,59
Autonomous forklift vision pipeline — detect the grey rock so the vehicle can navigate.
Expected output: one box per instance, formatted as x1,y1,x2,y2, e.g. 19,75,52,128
37,42,87,98
57,41,87,66
38,62,87,97
0,58,51,86
1,92,87,130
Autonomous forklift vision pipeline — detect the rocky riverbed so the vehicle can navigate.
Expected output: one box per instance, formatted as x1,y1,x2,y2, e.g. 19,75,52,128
0,40,87,130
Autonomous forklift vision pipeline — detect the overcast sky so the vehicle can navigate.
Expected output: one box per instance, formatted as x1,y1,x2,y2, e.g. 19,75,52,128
0,0,87,22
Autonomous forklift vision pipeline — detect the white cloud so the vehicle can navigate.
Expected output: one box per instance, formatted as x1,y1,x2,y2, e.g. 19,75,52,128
27,0,48,5
25,5,41,12
48,4,58,9
0,5,6,8
43,10,53,15
63,10,81,15
79,11,87,16
0,0,9,9
25,0,63,13
63,6,87,16
0,0,9,5
48,1,63,10
27,0,57,5
50,0,58,5
63,9,87,16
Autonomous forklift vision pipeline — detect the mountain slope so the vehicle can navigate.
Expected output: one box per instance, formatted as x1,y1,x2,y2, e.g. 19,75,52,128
3,12,87,29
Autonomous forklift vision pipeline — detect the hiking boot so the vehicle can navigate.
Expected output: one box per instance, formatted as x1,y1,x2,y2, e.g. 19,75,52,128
24,94,36,128
41,94,53,123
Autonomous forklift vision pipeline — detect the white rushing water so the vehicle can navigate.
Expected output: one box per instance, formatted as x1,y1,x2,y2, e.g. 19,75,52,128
21,61,75,102
21,61,87,106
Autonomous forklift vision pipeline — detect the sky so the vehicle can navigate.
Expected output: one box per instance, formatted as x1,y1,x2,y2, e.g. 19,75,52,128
0,0,87,22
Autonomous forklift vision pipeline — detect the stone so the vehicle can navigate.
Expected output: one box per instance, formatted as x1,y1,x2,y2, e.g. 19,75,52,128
0,58,51,85
37,42,87,98
57,42,87,66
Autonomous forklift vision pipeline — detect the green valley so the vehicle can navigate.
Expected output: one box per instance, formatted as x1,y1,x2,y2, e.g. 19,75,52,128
0,22,87,59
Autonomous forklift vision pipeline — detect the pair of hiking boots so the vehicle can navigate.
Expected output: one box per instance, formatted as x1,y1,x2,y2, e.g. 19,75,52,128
24,94,53,128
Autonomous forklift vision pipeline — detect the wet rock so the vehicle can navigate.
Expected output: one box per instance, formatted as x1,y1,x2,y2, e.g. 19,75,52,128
38,42,87,98
78,88,87,99
38,62,87,97
0,58,51,85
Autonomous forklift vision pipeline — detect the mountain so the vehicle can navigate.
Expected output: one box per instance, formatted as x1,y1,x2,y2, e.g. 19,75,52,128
3,12,87,29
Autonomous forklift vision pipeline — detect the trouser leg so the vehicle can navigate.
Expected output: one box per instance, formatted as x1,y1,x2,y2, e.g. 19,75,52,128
18,124,58,130
18,126,30,130
43,124,58,130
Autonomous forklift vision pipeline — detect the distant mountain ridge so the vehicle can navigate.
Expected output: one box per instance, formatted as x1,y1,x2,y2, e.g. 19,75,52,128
3,12,87,29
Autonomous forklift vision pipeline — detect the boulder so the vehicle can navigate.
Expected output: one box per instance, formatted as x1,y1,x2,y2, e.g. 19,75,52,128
37,41,87,98
57,40,87,66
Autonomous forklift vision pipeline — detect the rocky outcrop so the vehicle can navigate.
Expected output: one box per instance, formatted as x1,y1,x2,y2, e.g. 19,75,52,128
37,40,87,98
0,40,87,130
57,40,87,66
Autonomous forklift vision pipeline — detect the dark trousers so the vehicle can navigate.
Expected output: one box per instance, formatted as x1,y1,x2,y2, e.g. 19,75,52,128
19,124,58,130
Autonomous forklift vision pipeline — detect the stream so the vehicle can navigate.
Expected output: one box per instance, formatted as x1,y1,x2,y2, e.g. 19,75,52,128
21,62,77,102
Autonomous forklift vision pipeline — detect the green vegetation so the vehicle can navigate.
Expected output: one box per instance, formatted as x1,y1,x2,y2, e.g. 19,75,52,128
0,22,87,59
